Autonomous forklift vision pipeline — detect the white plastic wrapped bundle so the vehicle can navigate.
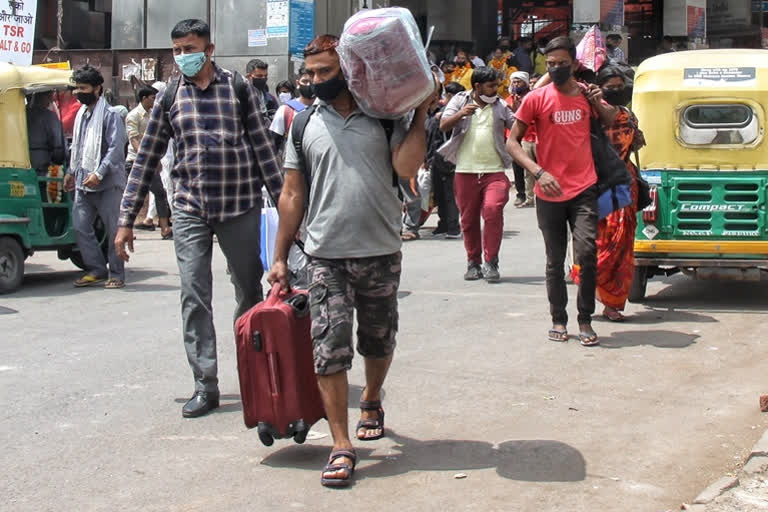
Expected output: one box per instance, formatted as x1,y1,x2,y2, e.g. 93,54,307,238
338,7,433,119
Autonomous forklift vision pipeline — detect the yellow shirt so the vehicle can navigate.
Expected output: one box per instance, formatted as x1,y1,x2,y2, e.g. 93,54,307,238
452,64,474,92
455,103,503,173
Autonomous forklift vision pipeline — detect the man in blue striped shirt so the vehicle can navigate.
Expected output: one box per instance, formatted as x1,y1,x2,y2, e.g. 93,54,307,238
116,19,283,418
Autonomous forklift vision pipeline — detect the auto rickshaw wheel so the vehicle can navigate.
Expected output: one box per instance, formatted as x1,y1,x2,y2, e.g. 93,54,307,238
0,237,25,294
628,265,649,303
68,216,109,271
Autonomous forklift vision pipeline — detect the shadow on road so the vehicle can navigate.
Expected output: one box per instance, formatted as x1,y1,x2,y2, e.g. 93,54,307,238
598,329,700,349
13,268,169,298
643,276,768,313
261,430,586,483
595,308,717,325
496,275,546,285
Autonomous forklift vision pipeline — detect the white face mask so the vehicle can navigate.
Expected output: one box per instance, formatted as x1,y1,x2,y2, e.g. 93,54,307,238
479,94,498,104
279,92,293,103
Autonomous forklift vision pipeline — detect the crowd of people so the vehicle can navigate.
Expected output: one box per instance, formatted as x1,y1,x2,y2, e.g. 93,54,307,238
26,17,647,489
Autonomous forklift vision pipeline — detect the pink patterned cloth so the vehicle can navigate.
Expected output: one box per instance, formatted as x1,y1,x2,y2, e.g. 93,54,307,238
576,25,607,72
339,7,433,119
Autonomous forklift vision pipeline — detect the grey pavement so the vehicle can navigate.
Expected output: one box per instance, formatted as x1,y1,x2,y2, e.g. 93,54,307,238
2,201,768,512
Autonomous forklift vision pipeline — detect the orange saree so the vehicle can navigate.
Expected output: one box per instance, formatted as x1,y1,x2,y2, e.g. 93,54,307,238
572,108,640,310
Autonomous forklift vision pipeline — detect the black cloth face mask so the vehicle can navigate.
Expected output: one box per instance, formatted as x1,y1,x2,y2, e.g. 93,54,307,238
548,65,572,86
298,84,314,99
252,78,268,91
311,72,346,102
603,87,632,106
76,92,97,106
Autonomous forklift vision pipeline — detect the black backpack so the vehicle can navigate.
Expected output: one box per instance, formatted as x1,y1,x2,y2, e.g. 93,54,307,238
290,105,403,202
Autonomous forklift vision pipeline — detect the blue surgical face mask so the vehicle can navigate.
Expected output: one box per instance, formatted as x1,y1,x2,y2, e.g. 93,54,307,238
174,51,207,77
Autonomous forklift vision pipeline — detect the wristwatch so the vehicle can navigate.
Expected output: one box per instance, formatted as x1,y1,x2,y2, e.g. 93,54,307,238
534,169,546,181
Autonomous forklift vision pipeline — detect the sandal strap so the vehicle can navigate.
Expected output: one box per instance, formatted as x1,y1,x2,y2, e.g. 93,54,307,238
328,450,357,465
359,400,382,411
357,419,381,429
324,463,352,473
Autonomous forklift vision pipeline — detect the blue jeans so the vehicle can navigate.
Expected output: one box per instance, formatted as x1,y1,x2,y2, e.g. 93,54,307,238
173,205,264,393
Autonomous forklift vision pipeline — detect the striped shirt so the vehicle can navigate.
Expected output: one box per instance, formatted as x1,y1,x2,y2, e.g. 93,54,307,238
119,64,283,227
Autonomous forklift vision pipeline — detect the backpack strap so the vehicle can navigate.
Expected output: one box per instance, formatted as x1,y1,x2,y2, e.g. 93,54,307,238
161,76,182,135
290,108,403,203
378,119,403,201
232,71,250,132
290,103,318,199
285,99,307,112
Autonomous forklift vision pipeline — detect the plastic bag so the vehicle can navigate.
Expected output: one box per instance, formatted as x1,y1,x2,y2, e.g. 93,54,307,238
260,207,279,271
416,167,432,212
576,26,607,72
338,7,433,119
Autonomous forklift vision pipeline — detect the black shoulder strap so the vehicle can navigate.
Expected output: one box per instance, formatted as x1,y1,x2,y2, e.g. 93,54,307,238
290,103,318,198
161,76,182,132
232,71,250,131
379,118,404,201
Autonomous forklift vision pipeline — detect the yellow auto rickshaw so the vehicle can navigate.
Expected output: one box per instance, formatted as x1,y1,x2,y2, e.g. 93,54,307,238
0,62,107,294
630,49,768,301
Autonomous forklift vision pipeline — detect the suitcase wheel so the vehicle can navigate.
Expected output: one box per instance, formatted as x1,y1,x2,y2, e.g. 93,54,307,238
292,419,308,444
257,423,274,447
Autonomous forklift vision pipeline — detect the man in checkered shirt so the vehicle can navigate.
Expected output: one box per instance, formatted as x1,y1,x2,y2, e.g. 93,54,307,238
116,19,283,419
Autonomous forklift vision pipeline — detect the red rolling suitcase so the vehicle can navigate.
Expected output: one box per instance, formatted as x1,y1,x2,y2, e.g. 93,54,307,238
234,283,325,446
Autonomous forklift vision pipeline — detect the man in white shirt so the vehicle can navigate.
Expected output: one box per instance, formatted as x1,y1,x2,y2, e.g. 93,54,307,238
269,64,316,152
125,86,171,238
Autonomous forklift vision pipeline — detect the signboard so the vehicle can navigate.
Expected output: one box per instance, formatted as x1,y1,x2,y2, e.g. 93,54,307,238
573,0,599,23
683,67,756,87
267,0,289,38
0,0,38,66
248,29,268,47
687,5,706,39
35,61,70,70
601,0,624,26
289,0,314,61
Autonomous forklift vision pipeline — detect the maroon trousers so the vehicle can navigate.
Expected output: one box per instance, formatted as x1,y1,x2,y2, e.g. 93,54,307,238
454,172,510,265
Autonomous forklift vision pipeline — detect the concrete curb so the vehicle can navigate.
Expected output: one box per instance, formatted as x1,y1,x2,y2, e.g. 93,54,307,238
685,428,768,508
692,476,740,505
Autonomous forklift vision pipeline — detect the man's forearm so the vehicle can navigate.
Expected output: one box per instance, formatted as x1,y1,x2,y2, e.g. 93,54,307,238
393,110,427,179
506,138,539,174
439,111,463,132
274,188,305,264
597,103,618,127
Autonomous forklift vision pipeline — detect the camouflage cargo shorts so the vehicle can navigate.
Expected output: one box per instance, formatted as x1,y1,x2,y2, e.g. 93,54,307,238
308,252,402,376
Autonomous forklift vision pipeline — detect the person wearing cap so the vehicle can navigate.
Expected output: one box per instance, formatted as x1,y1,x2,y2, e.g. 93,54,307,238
505,70,536,208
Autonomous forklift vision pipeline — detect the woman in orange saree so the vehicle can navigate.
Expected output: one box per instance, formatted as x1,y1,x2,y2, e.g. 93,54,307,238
572,66,645,321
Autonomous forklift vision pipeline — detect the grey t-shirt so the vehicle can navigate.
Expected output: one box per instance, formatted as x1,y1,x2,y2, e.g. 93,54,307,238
283,100,407,259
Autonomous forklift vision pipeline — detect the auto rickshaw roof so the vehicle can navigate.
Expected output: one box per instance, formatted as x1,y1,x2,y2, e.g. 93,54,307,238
0,62,73,95
635,49,768,93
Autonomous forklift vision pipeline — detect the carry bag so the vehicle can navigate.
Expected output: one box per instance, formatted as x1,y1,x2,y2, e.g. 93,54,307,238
589,113,632,219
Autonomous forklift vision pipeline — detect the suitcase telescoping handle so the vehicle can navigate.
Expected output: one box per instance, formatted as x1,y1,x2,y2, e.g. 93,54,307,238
268,353,280,397
251,331,280,396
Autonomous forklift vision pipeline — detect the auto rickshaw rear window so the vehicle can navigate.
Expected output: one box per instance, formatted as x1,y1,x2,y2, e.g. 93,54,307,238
683,105,752,128
679,104,759,146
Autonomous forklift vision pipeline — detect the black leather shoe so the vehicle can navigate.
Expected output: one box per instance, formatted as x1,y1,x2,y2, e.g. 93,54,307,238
182,391,220,418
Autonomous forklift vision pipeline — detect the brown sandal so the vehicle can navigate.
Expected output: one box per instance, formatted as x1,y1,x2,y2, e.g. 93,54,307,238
104,278,125,289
